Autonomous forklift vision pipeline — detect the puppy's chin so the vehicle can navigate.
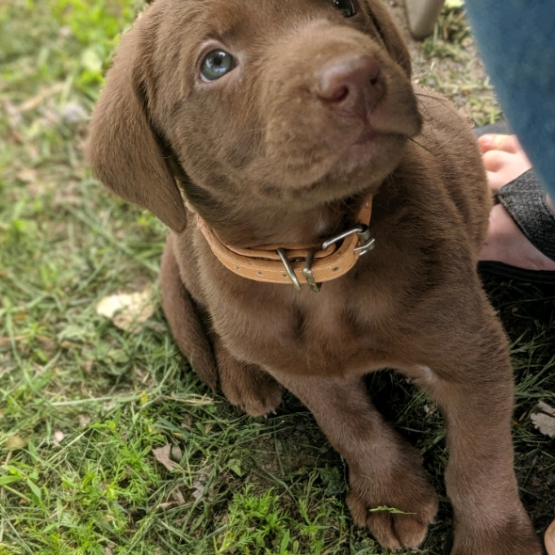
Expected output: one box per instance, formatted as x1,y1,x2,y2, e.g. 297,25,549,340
250,132,407,207
328,130,407,177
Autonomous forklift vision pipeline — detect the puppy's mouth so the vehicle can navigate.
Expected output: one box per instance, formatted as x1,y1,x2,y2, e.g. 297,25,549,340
252,124,411,206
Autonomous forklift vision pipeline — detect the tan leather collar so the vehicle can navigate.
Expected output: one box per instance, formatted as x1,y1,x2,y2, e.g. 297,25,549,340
196,196,374,292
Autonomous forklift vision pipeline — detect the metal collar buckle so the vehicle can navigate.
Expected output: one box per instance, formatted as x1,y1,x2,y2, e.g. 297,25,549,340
277,225,375,293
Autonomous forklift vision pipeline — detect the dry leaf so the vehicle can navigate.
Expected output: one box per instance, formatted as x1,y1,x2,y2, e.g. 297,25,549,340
16,169,38,184
96,287,156,331
78,414,91,427
191,467,211,500
152,445,179,472
192,478,206,500
172,488,186,505
4,99,23,128
53,431,65,446
181,415,193,430
5,434,29,450
530,401,555,438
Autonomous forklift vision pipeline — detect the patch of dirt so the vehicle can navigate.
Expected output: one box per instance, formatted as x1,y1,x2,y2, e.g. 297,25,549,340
388,1,501,125
519,449,555,533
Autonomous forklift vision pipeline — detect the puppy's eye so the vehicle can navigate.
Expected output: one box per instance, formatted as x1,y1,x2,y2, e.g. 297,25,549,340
200,50,235,81
331,0,357,17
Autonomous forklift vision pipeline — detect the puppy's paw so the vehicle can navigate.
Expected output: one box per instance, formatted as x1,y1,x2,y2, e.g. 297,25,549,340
451,515,541,555
220,362,282,417
347,464,438,551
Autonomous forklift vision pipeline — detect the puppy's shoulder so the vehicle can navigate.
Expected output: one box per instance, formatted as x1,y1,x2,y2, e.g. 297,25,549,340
408,85,490,252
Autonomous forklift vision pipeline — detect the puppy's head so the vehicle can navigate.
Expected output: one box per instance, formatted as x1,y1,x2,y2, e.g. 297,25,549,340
87,0,420,232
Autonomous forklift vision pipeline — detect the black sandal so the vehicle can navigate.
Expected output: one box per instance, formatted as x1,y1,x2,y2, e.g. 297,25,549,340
478,169,555,285
473,124,555,284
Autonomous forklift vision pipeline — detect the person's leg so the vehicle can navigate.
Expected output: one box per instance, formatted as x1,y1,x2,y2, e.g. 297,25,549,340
464,1,555,201
477,135,555,272
478,135,555,545
463,3,555,546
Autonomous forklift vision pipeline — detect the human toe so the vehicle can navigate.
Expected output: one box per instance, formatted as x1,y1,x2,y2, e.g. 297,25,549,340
545,519,555,555
478,133,520,154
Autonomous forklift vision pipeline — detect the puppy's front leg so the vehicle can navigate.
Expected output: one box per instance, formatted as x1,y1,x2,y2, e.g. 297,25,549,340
160,236,218,390
422,317,541,555
271,371,438,551
213,338,283,418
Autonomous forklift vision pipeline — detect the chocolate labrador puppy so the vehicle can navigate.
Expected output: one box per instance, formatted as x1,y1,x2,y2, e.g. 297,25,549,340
87,0,541,552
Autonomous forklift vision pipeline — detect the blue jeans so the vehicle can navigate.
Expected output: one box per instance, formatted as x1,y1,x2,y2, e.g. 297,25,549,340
464,0,555,200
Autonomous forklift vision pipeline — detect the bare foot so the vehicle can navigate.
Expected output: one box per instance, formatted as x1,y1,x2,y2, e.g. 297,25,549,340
546,520,555,555
478,134,555,271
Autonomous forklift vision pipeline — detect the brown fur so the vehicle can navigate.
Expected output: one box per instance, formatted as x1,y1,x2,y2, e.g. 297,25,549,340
87,1,541,552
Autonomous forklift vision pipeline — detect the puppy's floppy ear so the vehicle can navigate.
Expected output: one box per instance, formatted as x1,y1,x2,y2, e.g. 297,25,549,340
359,0,412,78
86,23,187,232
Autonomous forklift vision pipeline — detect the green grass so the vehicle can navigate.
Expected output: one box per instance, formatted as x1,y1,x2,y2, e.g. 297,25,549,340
1,1,554,554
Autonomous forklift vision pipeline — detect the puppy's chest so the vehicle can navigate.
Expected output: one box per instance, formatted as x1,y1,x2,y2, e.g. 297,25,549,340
217,282,398,375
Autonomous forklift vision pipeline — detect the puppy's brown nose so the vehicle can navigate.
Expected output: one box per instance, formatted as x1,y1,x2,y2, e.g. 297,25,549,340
314,55,382,118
